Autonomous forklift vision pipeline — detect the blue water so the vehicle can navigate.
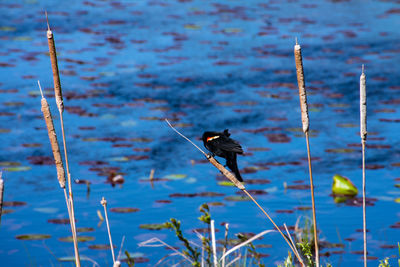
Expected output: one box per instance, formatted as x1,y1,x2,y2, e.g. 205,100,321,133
1,0,400,266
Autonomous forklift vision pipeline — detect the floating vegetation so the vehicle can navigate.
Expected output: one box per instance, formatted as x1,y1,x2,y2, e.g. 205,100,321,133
16,234,51,240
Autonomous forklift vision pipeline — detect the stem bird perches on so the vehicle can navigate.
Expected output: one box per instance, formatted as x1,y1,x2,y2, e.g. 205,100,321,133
360,65,367,267
165,119,304,266
294,39,319,267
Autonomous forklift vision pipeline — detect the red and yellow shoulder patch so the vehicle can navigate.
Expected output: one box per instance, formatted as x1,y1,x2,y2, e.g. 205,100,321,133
206,135,220,142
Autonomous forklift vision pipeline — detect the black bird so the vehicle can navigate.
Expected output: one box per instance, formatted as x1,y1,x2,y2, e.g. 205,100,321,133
202,129,244,182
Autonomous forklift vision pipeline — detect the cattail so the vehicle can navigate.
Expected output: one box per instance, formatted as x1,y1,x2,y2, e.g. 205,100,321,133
39,81,66,189
45,11,64,112
294,39,319,267
294,40,309,133
360,65,367,141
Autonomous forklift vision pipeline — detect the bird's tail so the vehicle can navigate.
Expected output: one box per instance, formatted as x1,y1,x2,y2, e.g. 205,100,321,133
226,153,243,182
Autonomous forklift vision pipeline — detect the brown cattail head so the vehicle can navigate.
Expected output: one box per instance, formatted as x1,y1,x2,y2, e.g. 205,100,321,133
294,41,310,133
45,12,64,112
360,65,367,140
41,95,66,189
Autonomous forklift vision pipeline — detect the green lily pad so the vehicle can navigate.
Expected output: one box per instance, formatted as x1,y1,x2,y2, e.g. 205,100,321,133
77,227,95,233
164,174,187,180
218,181,235,187
110,207,140,213
59,236,95,242
109,156,129,162
139,223,169,230
16,234,51,240
224,196,251,202
58,256,92,262
0,161,20,167
332,174,358,196
89,244,115,250
4,166,31,172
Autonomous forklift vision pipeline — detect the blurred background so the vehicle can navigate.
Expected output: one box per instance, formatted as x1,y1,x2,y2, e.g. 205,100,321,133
0,0,400,265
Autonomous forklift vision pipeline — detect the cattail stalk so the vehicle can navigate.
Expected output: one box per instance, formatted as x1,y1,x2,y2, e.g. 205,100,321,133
45,11,63,112
38,81,80,266
44,12,80,266
222,223,229,267
210,220,217,267
0,172,4,225
101,197,116,264
165,119,304,266
360,65,367,267
294,39,319,267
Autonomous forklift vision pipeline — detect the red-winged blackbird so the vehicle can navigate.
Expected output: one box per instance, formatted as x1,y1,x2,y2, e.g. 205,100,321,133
202,129,244,182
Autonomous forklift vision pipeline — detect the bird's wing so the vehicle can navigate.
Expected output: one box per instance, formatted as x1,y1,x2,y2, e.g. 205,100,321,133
213,136,243,154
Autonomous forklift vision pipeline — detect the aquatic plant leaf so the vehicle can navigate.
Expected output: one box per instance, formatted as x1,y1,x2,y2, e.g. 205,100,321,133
59,236,95,242
139,223,169,230
218,181,235,187
224,196,251,202
4,166,31,172
332,174,358,196
110,207,140,213
16,234,51,240
77,227,94,233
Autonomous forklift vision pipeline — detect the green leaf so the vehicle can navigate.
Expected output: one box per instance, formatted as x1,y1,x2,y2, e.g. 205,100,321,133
332,174,358,196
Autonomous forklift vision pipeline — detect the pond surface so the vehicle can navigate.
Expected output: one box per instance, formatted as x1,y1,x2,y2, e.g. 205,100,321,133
1,0,400,266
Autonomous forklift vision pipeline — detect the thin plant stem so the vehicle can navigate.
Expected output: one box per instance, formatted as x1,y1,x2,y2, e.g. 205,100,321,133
222,223,229,267
60,111,80,267
101,197,116,263
210,220,217,267
305,132,319,264
362,140,367,267
0,172,3,225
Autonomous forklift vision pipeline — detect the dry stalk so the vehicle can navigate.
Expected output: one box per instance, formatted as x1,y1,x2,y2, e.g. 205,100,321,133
0,172,3,225
360,65,367,267
101,197,116,264
165,119,304,266
38,80,80,266
44,12,80,266
222,223,229,267
294,39,319,267
210,220,217,267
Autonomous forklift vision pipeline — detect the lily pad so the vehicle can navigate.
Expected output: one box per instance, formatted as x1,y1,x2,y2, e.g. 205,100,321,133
16,234,51,240
224,196,251,202
139,223,169,230
77,227,95,233
110,207,140,213
89,244,115,250
332,174,358,196
59,236,95,242
4,166,31,172
164,174,187,180
218,181,235,187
